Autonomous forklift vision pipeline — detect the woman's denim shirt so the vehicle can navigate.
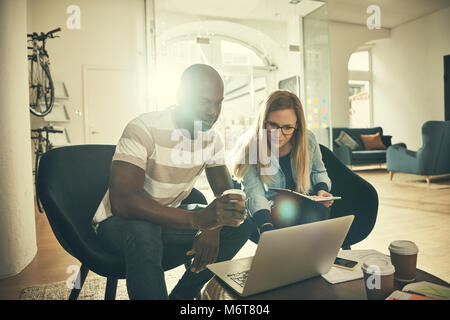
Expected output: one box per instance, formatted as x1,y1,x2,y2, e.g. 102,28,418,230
241,130,331,216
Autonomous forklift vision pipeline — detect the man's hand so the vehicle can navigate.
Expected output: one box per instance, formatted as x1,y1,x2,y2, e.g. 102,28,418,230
317,190,334,208
186,229,220,273
192,193,247,230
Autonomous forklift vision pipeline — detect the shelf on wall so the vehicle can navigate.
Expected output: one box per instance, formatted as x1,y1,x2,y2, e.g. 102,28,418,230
54,81,69,99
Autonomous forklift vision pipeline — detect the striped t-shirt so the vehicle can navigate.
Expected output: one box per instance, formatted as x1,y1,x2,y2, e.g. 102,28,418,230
92,106,225,227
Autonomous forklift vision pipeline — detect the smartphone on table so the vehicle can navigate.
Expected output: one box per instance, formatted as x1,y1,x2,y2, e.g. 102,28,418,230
333,257,359,271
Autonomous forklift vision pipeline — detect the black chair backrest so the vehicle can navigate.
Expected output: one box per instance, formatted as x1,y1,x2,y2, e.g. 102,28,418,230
37,145,116,263
320,144,378,247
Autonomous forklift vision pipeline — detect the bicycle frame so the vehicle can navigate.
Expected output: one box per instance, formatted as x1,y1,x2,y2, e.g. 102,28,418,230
28,38,49,63
31,126,63,213
27,28,60,117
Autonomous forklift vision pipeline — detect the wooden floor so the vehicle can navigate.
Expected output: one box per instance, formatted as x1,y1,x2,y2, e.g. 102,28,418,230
0,169,448,299
351,169,450,283
0,203,80,300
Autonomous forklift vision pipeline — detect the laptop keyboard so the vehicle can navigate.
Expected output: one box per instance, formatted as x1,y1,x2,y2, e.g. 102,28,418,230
227,271,249,287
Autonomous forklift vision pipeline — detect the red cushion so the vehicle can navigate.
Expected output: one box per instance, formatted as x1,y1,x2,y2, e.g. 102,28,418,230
360,132,386,150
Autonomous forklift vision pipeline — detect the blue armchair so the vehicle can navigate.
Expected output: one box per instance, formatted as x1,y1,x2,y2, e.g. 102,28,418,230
387,121,450,184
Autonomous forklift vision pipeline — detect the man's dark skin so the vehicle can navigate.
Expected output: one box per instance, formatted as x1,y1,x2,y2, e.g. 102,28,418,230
109,64,247,274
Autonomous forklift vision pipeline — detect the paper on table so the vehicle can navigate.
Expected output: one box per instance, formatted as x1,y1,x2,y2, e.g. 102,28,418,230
322,249,388,284
403,281,450,300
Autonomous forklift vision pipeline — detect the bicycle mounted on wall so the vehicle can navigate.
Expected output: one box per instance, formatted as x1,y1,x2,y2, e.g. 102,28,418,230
32,126,64,213
27,27,61,117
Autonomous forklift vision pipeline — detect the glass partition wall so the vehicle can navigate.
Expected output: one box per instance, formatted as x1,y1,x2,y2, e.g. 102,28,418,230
303,4,332,148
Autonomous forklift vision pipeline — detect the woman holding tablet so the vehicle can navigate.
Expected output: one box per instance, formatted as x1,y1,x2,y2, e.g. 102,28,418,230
233,90,334,238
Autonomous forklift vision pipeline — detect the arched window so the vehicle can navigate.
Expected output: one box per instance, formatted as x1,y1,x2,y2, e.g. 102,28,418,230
154,34,276,131
220,39,266,67
151,32,277,200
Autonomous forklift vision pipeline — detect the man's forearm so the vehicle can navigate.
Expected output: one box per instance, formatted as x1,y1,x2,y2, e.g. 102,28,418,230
205,165,234,197
110,191,196,229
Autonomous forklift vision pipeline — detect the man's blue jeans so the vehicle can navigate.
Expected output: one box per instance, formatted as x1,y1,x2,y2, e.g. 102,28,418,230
95,204,253,300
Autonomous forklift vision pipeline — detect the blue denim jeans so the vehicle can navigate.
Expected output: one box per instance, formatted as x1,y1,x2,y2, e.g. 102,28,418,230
249,199,331,244
96,204,253,300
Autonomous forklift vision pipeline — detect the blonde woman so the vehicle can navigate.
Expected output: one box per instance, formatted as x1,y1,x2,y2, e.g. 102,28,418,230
233,90,334,238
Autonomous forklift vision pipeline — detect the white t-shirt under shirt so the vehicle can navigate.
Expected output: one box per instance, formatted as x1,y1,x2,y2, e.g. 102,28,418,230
92,106,225,229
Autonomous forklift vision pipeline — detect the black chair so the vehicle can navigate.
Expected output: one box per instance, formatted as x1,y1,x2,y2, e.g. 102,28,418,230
240,144,378,249
180,187,208,206
320,144,378,249
37,144,207,300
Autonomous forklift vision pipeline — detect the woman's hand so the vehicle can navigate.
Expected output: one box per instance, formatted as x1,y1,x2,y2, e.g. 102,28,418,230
317,190,334,208
259,222,274,234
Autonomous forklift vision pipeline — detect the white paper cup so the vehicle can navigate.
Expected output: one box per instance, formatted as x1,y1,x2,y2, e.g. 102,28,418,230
361,256,395,300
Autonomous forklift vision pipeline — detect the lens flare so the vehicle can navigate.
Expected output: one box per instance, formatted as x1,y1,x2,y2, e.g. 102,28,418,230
275,198,301,227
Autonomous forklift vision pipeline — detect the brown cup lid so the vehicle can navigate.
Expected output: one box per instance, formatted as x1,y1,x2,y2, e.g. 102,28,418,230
389,240,418,255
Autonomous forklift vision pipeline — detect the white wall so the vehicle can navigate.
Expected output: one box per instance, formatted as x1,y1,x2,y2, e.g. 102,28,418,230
0,0,37,279
328,21,390,127
27,0,147,145
372,7,450,150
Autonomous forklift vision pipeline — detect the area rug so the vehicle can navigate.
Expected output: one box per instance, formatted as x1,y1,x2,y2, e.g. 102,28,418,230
19,266,185,300
19,240,257,300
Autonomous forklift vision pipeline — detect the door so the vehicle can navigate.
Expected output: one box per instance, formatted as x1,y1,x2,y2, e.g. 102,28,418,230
445,55,449,121
83,66,141,144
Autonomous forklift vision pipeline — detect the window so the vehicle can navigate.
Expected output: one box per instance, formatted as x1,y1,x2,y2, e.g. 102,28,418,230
348,50,372,128
153,33,275,200
220,40,265,66
154,36,270,112
348,51,370,72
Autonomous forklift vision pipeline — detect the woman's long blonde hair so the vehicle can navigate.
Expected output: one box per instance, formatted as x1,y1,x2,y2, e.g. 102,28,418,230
233,90,310,193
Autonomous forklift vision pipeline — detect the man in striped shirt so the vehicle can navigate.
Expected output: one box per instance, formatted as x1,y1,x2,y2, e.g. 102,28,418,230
92,64,253,300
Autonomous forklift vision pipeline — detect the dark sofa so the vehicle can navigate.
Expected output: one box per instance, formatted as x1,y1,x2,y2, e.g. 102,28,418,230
331,127,400,166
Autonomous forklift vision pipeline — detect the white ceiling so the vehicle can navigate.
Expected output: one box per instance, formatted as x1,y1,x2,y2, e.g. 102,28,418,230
326,0,450,28
156,0,450,28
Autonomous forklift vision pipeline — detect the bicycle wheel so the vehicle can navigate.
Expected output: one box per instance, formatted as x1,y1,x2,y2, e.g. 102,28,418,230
34,151,44,213
28,56,54,117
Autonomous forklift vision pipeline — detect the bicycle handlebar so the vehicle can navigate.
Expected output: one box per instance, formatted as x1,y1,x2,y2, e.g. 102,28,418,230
32,127,64,134
27,27,61,41
47,27,61,37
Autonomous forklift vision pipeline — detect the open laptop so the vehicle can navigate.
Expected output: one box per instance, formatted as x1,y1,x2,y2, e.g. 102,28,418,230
207,215,354,297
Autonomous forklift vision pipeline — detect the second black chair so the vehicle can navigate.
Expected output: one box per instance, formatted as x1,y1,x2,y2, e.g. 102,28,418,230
319,144,378,249
241,144,378,249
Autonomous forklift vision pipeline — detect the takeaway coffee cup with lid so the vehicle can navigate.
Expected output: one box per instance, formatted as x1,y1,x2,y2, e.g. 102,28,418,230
388,240,419,283
221,189,246,201
361,256,395,300
222,189,246,224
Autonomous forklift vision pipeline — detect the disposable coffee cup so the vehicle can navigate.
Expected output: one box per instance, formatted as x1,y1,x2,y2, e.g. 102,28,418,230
221,189,246,202
361,256,395,300
388,240,418,283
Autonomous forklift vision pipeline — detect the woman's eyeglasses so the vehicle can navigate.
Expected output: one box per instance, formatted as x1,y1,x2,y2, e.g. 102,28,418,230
265,121,297,136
